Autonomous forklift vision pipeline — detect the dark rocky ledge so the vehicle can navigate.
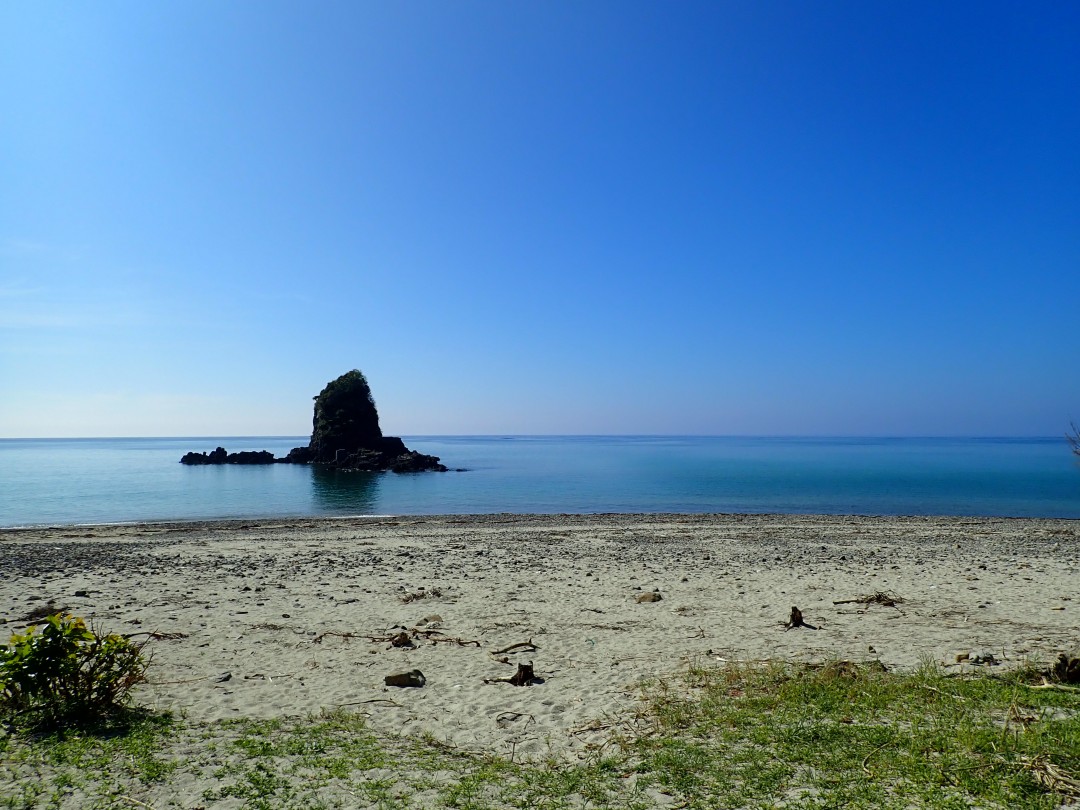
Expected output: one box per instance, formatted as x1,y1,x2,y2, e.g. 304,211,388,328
180,370,448,473
179,444,446,472
180,448,276,465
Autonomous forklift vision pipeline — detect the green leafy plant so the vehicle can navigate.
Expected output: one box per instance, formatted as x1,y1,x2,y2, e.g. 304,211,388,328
0,613,150,728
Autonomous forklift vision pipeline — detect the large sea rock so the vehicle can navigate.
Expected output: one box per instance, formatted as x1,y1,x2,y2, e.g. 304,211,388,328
180,371,447,472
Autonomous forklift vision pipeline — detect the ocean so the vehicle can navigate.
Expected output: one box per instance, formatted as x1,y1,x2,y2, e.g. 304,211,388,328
1,436,1078,528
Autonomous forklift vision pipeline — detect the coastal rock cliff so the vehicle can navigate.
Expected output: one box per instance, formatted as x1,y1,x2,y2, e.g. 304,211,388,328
180,370,447,472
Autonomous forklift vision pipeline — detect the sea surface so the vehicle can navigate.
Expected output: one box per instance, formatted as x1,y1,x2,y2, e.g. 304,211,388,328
1,436,1079,528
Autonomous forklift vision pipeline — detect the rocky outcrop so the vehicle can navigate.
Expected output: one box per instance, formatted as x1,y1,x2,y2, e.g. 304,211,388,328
283,371,446,472
320,446,448,473
179,448,276,465
307,370,383,463
179,447,227,465
180,370,447,472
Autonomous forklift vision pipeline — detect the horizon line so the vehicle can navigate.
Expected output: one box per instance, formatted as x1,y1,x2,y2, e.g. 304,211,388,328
0,433,1071,442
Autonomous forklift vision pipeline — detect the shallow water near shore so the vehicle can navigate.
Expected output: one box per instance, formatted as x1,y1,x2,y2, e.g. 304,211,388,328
1,435,1079,527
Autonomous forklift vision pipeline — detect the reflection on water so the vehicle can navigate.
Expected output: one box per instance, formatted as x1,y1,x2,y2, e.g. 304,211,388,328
309,467,381,513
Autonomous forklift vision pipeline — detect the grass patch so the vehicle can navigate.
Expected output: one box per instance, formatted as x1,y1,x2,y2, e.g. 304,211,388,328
2,662,1078,808
632,659,1080,809
0,710,178,809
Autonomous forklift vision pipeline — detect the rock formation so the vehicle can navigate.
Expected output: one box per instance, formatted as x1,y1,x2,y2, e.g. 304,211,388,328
180,370,447,472
306,369,383,462
179,448,276,465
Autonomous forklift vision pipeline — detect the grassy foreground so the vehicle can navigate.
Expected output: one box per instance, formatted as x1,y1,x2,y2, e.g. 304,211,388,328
2,661,1078,809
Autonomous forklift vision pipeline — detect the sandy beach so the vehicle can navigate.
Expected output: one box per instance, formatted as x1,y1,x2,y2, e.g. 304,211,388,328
2,513,1077,763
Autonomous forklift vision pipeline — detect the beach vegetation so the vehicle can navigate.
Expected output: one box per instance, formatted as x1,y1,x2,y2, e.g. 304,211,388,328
0,613,150,730
631,659,1080,808
2,662,1078,808
1069,421,1080,458
0,710,177,808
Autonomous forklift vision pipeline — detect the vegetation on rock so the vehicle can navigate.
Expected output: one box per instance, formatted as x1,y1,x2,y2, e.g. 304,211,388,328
308,369,383,463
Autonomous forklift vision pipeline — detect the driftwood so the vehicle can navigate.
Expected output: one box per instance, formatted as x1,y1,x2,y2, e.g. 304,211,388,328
784,606,817,630
495,711,535,729
569,720,615,737
338,698,402,707
833,591,904,608
1023,680,1080,693
411,628,482,647
312,631,363,644
314,628,479,647
490,639,538,655
406,628,481,647
124,631,188,641
243,673,293,681
485,662,540,686
399,588,443,604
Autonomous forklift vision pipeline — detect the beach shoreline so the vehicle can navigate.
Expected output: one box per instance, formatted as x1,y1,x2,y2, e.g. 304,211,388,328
2,513,1077,760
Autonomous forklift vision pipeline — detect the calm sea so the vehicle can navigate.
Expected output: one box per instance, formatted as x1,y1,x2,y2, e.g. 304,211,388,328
1,436,1078,528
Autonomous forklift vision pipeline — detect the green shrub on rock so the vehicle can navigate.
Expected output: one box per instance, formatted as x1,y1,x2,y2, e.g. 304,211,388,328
0,613,149,728
309,369,383,462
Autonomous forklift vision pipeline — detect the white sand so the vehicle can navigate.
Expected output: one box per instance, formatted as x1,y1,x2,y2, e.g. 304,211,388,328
2,514,1078,760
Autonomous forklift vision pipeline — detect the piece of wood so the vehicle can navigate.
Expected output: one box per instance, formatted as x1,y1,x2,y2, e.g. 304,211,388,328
485,662,539,686
490,639,538,655
784,606,817,630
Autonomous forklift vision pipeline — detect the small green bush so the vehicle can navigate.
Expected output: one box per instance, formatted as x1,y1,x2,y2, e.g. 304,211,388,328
0,613,149,728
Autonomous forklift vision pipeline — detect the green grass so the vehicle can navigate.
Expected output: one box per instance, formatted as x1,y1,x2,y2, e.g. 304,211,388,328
0,710,178,809
631,660,1080,809
2,663,1078,808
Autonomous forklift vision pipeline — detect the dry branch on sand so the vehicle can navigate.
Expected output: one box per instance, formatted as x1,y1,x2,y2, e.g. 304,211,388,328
490,640,538,655
833,591,904,608
312,628,480,648
399,588,443,603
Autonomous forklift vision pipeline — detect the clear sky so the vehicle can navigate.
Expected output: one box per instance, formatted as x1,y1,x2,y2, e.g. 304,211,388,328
2,1,1078,437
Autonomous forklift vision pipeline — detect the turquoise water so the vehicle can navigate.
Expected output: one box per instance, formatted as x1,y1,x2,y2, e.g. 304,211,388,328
1,436,1078,527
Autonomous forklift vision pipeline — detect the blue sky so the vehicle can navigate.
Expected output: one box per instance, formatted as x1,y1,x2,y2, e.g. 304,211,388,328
2,1,1078,437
